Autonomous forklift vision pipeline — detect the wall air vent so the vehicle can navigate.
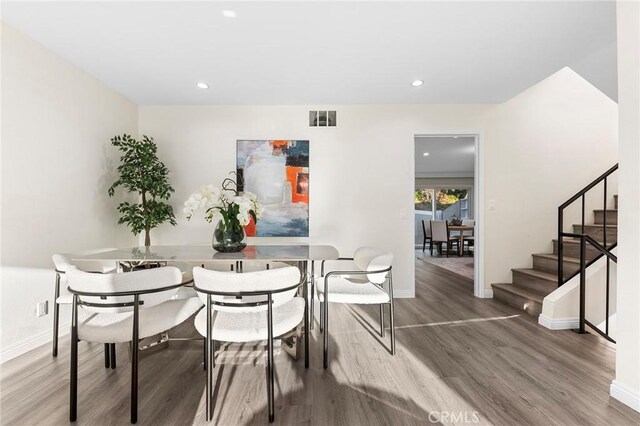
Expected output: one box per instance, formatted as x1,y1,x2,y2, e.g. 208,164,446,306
309,111,337,127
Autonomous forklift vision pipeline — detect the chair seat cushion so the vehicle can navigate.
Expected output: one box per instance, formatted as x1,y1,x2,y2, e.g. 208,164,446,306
194,297,304,343
316,276,390,304
78,297,203,343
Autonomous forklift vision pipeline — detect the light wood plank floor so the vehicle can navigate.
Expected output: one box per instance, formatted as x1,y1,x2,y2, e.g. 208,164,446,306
1,259,639,425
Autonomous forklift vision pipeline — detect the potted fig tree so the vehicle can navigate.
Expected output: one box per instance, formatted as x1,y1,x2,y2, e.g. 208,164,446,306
108,134,176,246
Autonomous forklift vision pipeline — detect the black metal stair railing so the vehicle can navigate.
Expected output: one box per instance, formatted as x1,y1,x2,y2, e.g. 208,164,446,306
557,164,618,343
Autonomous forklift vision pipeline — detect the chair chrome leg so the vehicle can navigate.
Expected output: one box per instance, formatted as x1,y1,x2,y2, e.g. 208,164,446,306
53,273,61,357
323,291,329,369
110,343,116,369
70,295,78,422
301,261,309,369
389,274,396,356
319,301,324,333
206,295,213,422
131,295,140,424
390,302,396,355
310,261,315,331
267,294,275,423
104,343,110,368
379,304,385,337
203,337,206,371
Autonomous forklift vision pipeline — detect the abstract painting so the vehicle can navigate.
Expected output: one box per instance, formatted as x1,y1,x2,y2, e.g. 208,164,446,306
237,140,309,237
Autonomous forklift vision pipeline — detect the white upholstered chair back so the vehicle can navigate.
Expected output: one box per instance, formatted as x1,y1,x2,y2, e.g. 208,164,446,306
193,266,301,312
353,247,393,284
52,253,73,272
430,220,449,241
66,266,183,313
53,248,117,274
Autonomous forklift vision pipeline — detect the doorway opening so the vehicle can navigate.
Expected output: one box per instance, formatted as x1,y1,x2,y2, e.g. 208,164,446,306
414,134,481,295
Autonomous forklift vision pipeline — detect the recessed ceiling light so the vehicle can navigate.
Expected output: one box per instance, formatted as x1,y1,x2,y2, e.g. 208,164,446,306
411,80,424,87
453,136,459,139
196,82,209,89
423,152,430,156
222,10,237,18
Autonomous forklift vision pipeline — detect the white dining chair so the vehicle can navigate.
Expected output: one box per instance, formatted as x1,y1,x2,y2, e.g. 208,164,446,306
193,266,306,423
51,249,118,357
66,266,203,423
429,220,458,256
316,247,395,370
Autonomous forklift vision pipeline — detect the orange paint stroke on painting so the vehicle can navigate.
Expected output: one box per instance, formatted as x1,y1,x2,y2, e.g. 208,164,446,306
286,166,309,204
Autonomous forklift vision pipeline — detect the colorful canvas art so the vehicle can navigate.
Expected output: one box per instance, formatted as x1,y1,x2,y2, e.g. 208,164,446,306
237,140,309,237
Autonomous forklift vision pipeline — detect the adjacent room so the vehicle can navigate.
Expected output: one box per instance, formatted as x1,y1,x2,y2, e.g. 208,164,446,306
1,1,640,425
415,135,476,284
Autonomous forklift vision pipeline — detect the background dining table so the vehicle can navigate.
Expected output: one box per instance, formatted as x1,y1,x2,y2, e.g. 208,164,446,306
447,225,474,256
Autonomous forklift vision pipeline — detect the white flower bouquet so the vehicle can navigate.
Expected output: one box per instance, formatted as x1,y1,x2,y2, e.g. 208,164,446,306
184,174,263,251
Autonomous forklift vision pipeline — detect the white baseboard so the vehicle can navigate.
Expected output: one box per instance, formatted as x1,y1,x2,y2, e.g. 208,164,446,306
483,289,493,298
538,314,580,330
0,322,70,364
610,380,640,412
393,289,415,298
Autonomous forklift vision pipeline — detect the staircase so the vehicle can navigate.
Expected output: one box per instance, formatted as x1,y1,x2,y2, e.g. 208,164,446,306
492,194,618,317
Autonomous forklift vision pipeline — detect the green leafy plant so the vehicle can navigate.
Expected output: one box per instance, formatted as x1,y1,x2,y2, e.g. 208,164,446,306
108,134,177,246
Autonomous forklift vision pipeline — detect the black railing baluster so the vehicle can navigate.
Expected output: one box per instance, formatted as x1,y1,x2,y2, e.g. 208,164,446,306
606,257,610,335
604,177,609,336
604,177,608,249
558,208,564,285
581,194,586,235
576,234,587,334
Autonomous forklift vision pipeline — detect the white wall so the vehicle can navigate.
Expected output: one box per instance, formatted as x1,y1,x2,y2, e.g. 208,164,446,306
611,0,640,412
0,24,138,360
138,105,492,298
483,67,619,286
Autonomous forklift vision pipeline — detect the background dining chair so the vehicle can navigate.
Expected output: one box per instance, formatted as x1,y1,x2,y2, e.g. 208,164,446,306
429,220,458,256
317,247,395,370
421,220,432,252
192,266,306,423
462,219,475,255
66,266,203,423
51,249,118,357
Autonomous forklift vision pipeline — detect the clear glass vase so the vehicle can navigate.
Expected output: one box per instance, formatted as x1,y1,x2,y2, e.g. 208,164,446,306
212,219,247,252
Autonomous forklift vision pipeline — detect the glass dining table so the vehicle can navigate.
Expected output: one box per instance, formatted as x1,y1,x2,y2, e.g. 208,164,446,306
72,244,340,367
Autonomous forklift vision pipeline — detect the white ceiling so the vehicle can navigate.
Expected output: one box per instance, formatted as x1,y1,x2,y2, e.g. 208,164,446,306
2,1,617,105
415,136,475,177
